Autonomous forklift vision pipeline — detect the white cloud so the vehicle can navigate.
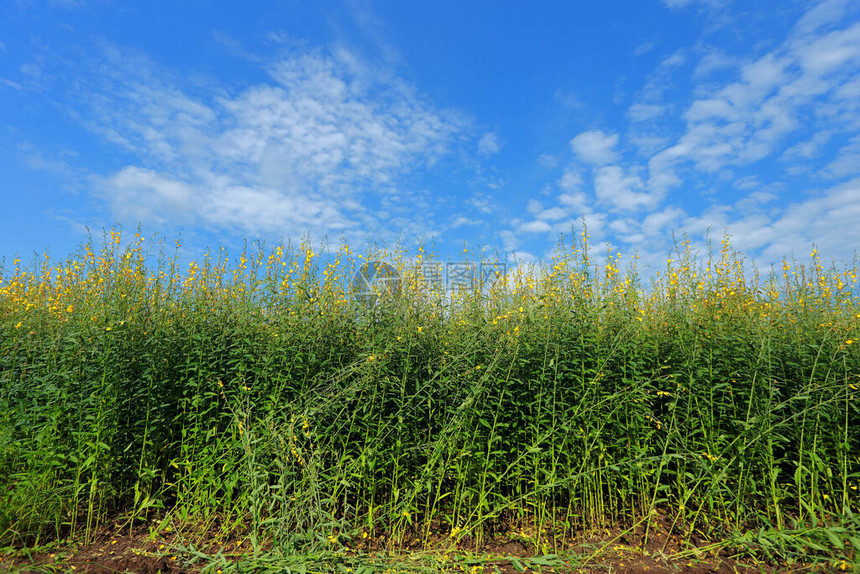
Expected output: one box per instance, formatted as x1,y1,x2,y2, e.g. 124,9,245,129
682,177,860,263
499,229,519,252
526,199,543,214
468,192,494,214
477,132,501,156
645,17,860,190
519,220,552,233
732,175,762,190
794,21,860,76
627,103,666,122
647,144,685,194
793,0,855,38
497,0,860,273
634,41,656,57
510,250,537,264
448,216,482,229
537,154,559,168
693,48,735,79
553,89,583,109
538,206,568,221
73,45,467,243
206,185,354,235
635,50,687,106
20,144,78,179
661,0,726,10
781,131,832,161
99,167,194,224
628,132,671,156
641,206,685,236
558,169,582,192
594,165,656,212
570,130,619,165
661,50,687,69
0,77,23,90
559,191,587,211
825,135,860,178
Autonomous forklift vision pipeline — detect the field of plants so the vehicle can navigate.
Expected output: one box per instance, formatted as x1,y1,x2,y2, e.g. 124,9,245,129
1,229,859,572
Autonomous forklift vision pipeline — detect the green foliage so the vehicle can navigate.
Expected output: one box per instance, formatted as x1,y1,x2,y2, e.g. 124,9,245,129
0,230,858,566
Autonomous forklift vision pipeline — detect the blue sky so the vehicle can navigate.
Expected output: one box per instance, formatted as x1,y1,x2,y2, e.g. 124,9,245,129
2,0,860,275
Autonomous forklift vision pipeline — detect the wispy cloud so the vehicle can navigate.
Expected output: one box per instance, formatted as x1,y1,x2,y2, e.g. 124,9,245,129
681,176,860,264
99,167,195,225
793,0,855,37
642,12,860,198
633,41,657,57
627,103,666,123
502,0,860,268
594,166,657,212
693,47,735,79
69,43,468,243
825,134,860,178
477,132,501,156
570,130,619,165
660,0,728,11
626,50,686,127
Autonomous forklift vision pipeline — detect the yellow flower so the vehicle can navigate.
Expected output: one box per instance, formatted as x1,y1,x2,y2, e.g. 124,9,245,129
14,321,22,329
417,326,423,333
846,339,855,345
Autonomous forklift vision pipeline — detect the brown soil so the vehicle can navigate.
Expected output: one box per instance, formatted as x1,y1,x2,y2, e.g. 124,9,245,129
1,534,179,573
0,518,822,574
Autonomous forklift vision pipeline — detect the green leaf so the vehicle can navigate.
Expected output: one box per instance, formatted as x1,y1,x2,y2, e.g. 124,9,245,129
823,528,843,550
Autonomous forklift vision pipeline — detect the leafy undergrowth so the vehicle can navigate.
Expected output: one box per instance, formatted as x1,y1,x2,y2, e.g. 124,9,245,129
2,228,859,572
